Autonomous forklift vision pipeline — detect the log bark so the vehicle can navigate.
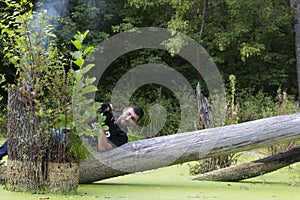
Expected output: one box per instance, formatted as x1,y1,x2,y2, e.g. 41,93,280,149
192,146,300,181
79,112,300,183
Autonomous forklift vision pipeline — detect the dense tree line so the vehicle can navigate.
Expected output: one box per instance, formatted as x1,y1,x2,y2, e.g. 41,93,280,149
1,0,296,95
0,0,297,129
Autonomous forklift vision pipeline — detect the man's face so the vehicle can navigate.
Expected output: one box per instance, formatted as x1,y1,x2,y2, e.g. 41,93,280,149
118,107,139,126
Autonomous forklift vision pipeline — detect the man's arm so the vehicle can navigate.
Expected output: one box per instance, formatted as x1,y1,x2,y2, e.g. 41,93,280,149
97,129,113,152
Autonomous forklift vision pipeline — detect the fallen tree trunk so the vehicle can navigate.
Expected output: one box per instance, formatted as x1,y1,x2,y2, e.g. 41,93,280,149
192,146,300,181
79,112,300,183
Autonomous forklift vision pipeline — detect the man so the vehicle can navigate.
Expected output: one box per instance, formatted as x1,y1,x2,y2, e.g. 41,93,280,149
93,103,144,152
0,103,144,161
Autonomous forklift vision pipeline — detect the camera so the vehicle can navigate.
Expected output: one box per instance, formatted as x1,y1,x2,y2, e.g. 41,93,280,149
97,103,114,125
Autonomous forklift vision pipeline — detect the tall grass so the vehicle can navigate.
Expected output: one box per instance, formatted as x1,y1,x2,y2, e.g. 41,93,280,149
237,88,299,155
237,88,298,123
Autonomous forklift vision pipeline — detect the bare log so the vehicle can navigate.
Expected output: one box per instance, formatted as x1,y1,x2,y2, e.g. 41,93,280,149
192,146,300,181
79,112,300,183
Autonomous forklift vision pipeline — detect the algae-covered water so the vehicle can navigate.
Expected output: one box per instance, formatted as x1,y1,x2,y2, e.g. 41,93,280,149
1,161,299,200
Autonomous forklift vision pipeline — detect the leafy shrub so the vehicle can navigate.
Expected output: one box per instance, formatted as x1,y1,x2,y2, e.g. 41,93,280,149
237,88,298,123
237,88,299,155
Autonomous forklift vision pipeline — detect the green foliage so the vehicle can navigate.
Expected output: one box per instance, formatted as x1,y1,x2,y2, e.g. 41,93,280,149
54,0,110,53
125,85,182,137
237,88,299,156
188,76,299,176
70,30,108,138
0,1,103,162
226,74,239,125
0,72,7,137
237,88,298,123
201,0,295,94
1,1,62,143
98,0,297,142
112,0,173,32
0,0,298,103
122,0,295,98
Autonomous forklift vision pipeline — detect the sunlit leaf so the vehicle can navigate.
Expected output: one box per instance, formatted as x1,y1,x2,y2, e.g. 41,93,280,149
81,85,97,94
83,46,94,56
72,40,82,50
74,58,84,67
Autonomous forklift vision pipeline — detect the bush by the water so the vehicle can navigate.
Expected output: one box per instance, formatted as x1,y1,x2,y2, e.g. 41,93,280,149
188,88,299,175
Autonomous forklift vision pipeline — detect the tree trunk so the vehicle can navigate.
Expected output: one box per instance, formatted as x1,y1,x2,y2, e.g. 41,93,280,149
6,87,49,192
79,112,300,183
5,88,79,193
291,0,300,105
192,146,300,181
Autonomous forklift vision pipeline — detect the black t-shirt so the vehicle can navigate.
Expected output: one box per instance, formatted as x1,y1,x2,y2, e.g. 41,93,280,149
105,122,128,147
97,103,128,147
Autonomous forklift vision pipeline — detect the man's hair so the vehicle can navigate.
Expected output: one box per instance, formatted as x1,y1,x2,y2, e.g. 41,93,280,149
130,104,144,122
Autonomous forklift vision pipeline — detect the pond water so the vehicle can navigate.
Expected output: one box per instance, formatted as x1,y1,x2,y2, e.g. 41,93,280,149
1,162,299,200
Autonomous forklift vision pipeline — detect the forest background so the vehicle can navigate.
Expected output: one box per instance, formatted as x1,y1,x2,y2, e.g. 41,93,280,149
0,0,299,139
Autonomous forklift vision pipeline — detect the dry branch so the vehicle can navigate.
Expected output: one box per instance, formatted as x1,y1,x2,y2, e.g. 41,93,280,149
192,146,300,181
